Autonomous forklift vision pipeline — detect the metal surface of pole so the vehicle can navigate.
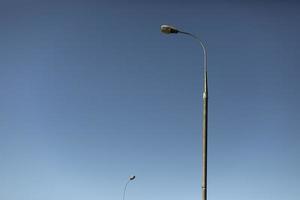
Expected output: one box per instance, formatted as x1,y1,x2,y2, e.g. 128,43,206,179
160,25,208,200
188,33,207,200
202,69,208,200
123,180,130,200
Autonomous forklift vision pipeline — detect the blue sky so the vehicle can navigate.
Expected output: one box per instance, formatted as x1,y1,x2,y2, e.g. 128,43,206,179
0,0,300,200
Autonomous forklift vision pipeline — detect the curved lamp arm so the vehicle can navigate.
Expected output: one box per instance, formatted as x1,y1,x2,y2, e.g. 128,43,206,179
160,25,208,95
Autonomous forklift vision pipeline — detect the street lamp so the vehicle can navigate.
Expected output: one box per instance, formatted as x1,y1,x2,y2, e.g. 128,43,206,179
122,175,136,200
161,25,208,200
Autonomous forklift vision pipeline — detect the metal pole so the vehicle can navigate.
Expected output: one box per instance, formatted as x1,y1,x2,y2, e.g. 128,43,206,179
202,69,208,200
199,37,208,200
122,176,135,200
160,25,208,200
180,32,208,200
123,180,130,200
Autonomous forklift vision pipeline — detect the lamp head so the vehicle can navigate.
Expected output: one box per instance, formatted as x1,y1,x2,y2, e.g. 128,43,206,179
129,175,136,181
160,25,179,34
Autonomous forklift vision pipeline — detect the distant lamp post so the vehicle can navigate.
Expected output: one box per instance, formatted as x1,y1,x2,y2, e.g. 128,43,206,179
123,175,136,200
160,24,208,200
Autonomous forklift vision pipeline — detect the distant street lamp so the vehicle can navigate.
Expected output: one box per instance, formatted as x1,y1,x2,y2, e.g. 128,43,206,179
161,25,208,200
122,175,136,200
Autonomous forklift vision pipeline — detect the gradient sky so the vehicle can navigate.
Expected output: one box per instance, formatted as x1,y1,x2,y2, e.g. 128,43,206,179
0,0,300,200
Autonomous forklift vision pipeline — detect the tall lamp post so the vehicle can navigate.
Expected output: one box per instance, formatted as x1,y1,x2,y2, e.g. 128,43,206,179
122,175,136,200
160,25,208,200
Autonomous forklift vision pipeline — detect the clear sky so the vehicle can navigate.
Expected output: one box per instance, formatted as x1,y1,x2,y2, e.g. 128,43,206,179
0,0,299,200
